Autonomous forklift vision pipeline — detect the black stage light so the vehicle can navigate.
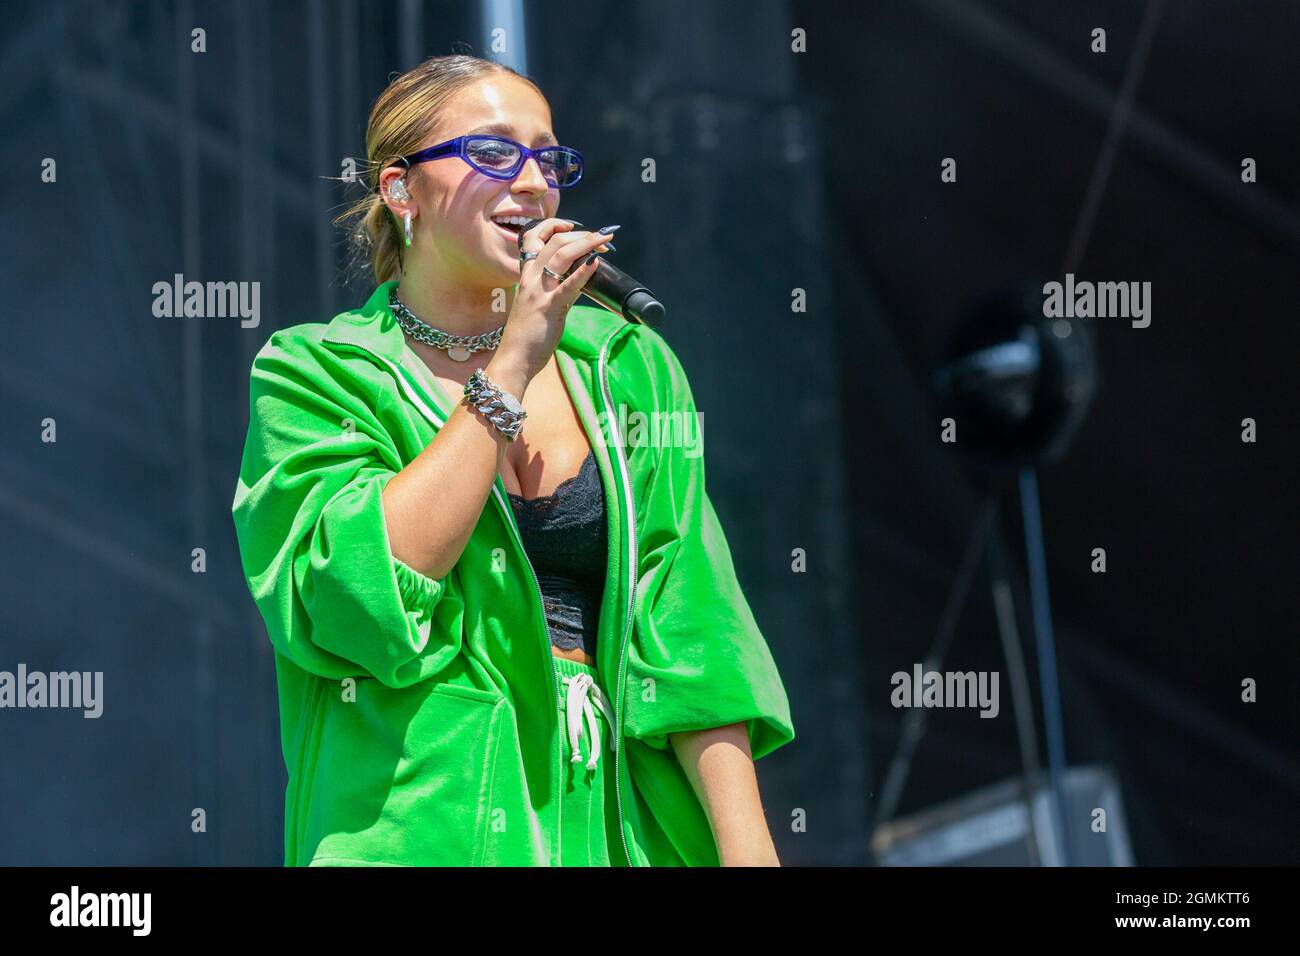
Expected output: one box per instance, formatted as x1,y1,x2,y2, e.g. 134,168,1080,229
933,284,1098,468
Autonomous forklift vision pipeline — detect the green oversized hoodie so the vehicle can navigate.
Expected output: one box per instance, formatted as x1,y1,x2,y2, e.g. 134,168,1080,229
231,280,794,866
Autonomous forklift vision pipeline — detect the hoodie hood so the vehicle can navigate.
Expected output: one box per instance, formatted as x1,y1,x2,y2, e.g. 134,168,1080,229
322,279,623,363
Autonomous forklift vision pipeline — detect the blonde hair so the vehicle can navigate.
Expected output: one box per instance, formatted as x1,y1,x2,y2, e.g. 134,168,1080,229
335,54,546,285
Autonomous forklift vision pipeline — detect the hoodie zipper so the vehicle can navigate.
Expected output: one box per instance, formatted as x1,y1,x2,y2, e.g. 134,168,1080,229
594,326,639,868
487,471,566,865
322,340,566,863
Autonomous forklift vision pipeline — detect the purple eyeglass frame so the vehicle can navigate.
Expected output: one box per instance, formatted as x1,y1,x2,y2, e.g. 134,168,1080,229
393,135,585,189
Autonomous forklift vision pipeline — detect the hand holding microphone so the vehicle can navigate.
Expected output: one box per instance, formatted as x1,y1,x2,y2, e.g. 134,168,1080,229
490,217,666,396
518,218,666,325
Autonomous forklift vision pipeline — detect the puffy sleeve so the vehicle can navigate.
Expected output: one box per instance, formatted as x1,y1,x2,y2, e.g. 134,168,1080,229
620,331,795,760
231,330,464,689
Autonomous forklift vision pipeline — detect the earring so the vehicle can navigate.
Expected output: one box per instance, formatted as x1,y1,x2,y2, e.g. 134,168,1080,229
403,210,413,248
389,177,410,201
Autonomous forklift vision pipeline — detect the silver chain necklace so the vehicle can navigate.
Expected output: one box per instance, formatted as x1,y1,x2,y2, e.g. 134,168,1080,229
389,287,504,362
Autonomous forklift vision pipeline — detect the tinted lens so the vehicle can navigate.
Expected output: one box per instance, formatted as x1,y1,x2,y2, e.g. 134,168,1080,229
536,148,583,187
465,137,522,175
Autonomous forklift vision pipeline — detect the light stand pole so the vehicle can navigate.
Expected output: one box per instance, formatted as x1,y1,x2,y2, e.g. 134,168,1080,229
1018,465,1073,866
871,285,1098,865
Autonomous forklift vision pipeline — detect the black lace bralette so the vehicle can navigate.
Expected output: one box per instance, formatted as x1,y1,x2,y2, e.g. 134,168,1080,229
505,450,607,658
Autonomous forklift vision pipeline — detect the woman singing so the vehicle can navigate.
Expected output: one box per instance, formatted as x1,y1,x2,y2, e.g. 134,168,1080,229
232,54,794,866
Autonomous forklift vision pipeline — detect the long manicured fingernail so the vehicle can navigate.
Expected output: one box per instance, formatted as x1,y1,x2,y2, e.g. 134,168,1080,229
584,252,600,265
602,241,617,252
597,224,621,235
563,219,585,227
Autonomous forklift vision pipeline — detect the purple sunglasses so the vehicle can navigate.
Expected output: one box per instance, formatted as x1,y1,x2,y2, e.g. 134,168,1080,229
385,135,585,189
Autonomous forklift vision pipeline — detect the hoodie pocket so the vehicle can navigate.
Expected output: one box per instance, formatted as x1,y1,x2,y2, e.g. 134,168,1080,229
305,680,504,866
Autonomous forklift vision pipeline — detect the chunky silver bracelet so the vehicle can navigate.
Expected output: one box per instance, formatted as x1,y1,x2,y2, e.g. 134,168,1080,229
462,368,527,441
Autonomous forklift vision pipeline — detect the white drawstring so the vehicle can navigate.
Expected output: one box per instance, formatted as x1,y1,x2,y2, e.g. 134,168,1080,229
561,673,616,771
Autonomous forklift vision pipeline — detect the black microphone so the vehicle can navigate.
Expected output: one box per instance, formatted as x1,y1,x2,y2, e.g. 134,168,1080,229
518,219,665,325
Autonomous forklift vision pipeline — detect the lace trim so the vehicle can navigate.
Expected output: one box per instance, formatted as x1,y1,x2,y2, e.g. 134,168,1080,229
505,449,596,506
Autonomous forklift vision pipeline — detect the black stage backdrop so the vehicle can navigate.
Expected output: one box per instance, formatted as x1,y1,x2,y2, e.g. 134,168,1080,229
0,0,1294,866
